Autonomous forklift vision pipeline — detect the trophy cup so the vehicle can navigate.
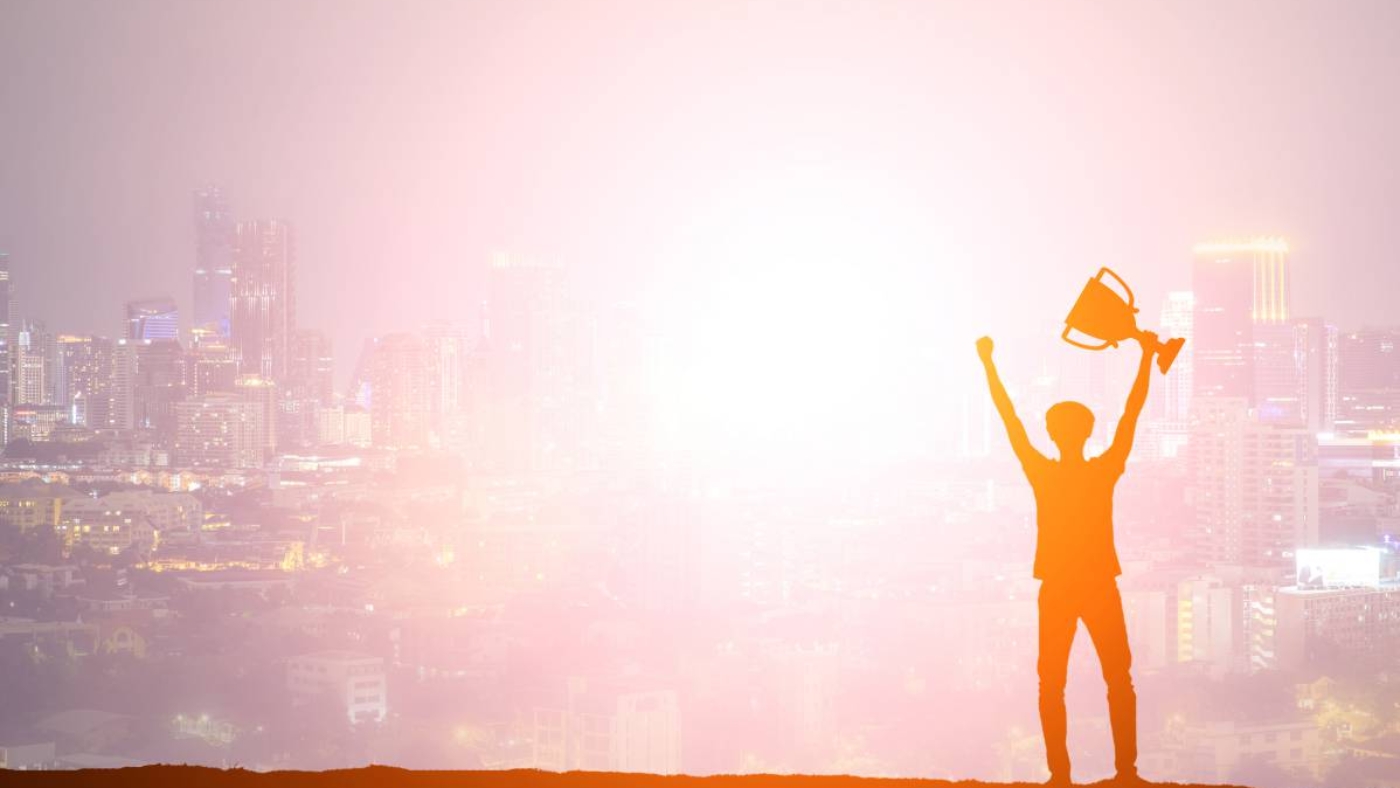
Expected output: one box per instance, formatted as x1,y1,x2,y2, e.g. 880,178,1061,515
1062,267,1185,374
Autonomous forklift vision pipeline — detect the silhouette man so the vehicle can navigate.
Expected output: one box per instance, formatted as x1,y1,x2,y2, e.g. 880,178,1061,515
977,333,1158,786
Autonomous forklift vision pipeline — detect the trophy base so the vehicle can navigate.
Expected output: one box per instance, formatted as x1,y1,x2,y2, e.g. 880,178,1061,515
1157,337,1186,375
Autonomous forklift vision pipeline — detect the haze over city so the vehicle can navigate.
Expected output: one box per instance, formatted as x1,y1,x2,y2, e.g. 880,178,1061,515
2,2,1400,787
5,1,1400,347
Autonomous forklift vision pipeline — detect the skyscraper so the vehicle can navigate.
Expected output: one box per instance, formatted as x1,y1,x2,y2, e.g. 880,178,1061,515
1253,317,1338,432
234,374,279,458
109,340,139,431
1190,398,1319,572
478,252,583,470
188,340,239,398
132,339,188,444
56,334,115,429
280,329,334,449
1337,327,1400,433
193,186,234,338
1158,291,1195,422
1191,238,1291,403
368,333,431,450
230,220,296,383
423,320,469,451
287,329,334,405
0,252,15,406
125,297,180,341
12,322,55,406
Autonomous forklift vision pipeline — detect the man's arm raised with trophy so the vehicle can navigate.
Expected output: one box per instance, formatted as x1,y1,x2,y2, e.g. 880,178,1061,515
977,335,1048,471
1060,266,1185,471
1101,331,1159,472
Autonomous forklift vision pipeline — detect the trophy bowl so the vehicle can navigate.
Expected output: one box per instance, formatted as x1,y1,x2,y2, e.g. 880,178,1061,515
1062,267,1185,375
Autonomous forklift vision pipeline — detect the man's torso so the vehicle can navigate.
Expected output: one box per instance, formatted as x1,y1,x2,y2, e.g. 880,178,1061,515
1024,455,1124,581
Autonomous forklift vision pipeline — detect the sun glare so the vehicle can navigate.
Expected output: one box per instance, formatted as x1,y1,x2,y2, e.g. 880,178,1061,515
651,162,967,469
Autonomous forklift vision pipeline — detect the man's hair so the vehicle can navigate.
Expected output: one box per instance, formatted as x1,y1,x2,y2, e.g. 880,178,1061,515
1046,401,1095,445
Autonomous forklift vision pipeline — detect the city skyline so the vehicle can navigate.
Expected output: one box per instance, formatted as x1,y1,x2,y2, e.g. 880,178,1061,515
5,0,1400,376
4,2,1400,786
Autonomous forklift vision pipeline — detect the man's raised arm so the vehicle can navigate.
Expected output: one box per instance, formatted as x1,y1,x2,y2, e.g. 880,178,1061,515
1104,331,1159,469
977,336,1045,469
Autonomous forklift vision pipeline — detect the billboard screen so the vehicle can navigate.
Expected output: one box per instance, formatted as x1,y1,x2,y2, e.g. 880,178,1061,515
1296,548,1382,589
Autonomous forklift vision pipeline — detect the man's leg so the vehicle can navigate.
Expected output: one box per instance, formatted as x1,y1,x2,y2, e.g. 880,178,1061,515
1038,582,1079,783
1082,580,1138,780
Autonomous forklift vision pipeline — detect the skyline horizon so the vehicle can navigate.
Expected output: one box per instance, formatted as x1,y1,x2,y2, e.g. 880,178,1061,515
6,0,1400,387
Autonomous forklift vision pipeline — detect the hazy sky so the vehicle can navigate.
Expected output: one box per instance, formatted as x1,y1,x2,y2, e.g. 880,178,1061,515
3,0,1400,380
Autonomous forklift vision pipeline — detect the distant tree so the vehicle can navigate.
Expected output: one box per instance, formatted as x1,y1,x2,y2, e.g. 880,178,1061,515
1,438,107,463
1323,754,1391,788
0,523,64,564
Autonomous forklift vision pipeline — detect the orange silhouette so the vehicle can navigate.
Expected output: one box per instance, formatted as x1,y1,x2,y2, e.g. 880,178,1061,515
978,332,1160,786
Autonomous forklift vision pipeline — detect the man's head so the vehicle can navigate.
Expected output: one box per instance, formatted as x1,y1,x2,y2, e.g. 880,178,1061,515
1046,401,1095,457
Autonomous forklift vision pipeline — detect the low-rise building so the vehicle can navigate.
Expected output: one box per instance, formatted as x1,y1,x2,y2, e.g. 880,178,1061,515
531,678,681,775
4,564,83,597
286,650,387,724
0,481,71,531
0,619,98,659
1276,582,1400,669
1174,718,1324,783
55,499,156,555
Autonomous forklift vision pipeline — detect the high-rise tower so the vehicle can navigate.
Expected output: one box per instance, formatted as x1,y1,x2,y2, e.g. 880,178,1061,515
1192,237,1291,403
230,220,296,383
368,333,431,450
12,321,55,406
1158,291,1195,422
0,252,14,405
56,334,115,429
193,186,234,338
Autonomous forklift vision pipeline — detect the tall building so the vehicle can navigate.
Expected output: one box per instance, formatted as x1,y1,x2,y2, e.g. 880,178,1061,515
12,322,55,406
1190,398,1319,572
423,320,470,450
278,329,333,450
287,329,334,404
55,334,114,429
230,220,296,383
1158,291,1195,422
234,374,278,458
132,340,188,444
174,394,265,468
1337,327,1400,433
1191,238,1290,403
0,252,14,406
477,252,584,471
193,186,234,337
1297,318,1339,433
188,340,239,397
368,333,430,450
108,340,139,431
125,297,180,342
1252,317,1338,432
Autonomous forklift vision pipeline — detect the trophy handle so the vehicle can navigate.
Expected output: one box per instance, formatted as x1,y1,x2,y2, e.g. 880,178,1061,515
1097,266,1137,311
1062,325,1114,351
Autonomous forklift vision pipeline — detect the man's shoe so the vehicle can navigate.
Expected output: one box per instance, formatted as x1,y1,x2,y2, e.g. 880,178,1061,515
1112,769,1147,786
1045,775,1072,787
